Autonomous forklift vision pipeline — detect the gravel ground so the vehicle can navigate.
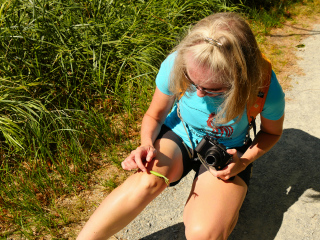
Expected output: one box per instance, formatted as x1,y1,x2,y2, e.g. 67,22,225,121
113,24,320,240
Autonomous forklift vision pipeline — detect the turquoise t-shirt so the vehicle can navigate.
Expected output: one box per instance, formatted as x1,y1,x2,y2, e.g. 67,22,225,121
156,52,285,149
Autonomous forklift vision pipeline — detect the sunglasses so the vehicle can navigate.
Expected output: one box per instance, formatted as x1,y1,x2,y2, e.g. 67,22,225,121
183,70,229,96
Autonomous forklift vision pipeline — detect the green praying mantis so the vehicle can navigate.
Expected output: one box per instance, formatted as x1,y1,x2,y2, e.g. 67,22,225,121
150,171,170,186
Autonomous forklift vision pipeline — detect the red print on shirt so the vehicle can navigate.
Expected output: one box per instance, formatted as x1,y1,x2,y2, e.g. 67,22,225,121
207,113,233,138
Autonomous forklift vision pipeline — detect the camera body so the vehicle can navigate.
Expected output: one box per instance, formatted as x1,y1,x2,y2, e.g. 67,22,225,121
195,135,232,170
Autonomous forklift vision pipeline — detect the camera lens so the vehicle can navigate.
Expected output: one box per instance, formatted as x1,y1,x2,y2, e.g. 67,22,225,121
204,147,223,167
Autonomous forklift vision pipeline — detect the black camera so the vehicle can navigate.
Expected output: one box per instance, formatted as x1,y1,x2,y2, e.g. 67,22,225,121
195,135,232,170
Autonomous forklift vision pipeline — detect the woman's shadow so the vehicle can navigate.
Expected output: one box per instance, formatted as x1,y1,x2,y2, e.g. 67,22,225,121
141,128,320,240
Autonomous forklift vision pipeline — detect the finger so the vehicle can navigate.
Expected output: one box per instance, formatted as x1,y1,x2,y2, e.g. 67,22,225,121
121,157,130,170
215,172,229,180
134,150,147,172
123,161,139,171
122,153,137,170
209,166,232,181
210,170,227,180
146,148,157,162
209,167,218,177
227,148,237,156
214,166,232,180
121,160,134,170
123,150,136,163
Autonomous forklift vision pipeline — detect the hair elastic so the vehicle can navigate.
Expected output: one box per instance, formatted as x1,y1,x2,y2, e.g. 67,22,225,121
204,37,222,47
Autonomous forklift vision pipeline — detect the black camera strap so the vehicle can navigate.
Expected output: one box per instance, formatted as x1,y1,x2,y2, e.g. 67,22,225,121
244,117,257,145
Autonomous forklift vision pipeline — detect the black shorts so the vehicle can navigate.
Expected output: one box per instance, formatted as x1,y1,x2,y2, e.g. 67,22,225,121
156,124,253,187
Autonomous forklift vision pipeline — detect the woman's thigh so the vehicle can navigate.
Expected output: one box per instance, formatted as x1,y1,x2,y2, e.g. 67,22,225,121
183,168,247,240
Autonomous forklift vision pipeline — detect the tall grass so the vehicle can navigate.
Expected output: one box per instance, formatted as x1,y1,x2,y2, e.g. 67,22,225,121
0,0,241,237
0,0,306,238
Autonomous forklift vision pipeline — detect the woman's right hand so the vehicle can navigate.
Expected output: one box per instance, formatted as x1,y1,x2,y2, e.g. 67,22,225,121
121,145,157,172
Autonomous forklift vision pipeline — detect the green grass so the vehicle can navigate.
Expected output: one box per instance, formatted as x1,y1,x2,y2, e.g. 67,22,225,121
0,0,309,238
102,175,119,191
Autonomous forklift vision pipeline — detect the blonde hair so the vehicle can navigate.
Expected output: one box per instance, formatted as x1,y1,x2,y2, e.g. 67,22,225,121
169,12,265,125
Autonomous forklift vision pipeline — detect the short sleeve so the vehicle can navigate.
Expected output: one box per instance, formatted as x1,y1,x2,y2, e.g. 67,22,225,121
261,70,285,120
155,52,177,96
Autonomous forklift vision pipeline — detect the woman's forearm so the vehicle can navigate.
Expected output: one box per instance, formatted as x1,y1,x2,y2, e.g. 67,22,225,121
139,88,175,147
240,114,285,167
240,130,282,167
140,113,163,147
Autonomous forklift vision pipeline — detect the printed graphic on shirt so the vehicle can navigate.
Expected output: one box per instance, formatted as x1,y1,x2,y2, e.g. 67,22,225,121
206,112,234,139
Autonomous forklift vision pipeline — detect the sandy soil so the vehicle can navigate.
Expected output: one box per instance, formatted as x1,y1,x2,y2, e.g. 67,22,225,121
111,23,320,240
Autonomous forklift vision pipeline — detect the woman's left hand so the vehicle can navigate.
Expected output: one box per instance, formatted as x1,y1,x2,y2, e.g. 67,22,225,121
209,149,246,181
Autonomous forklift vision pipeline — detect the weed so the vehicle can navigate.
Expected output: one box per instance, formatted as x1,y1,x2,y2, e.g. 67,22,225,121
150,171,170,186
103,178,118,191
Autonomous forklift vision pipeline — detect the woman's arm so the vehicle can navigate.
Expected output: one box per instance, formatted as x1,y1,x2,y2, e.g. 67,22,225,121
239,114,284,164
121,87,175,172
140,88,175,147
213,114,285,180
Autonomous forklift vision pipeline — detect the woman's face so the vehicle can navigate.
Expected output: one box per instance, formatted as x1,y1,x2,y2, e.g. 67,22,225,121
185,52,229,98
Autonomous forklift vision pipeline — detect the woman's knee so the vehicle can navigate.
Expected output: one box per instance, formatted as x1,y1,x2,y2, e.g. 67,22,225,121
131,171,168,197
185,222,228,240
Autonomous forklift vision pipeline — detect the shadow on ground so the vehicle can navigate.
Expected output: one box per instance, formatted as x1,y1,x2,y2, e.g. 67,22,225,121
140,128,320,240
268,23,320,37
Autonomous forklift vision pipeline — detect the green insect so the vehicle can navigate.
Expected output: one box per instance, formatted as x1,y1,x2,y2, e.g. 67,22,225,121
150,171,170,186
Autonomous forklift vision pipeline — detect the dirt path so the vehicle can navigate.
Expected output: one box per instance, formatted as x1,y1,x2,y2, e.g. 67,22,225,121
112,20,320,240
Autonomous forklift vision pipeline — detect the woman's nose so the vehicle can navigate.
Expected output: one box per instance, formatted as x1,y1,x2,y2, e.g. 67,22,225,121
196,89,206,97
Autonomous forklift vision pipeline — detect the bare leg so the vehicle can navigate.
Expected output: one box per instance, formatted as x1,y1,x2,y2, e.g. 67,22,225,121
77,138,184,240
183,166,247,240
